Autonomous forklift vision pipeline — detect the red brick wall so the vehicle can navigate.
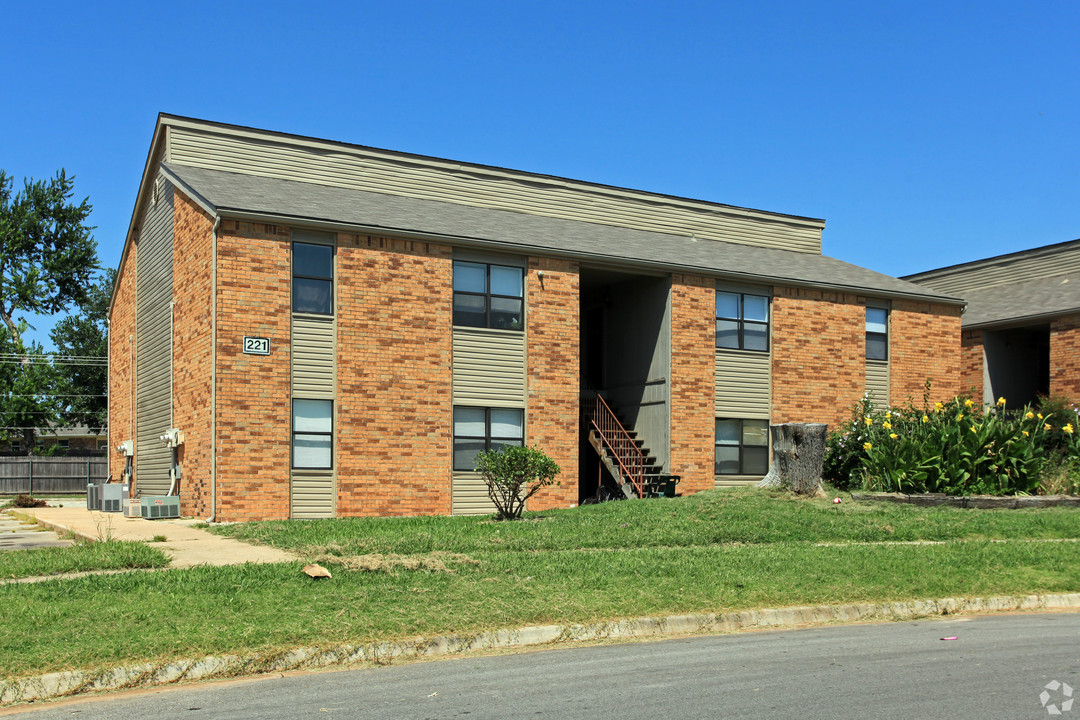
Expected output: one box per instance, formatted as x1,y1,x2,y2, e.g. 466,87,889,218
889,301,961,407
335,235,454,517
1050,314,1080,400
213,221,292,521
669,274,715,493
172,191,214,518
771,287,865,429
526,257,580,510
960,329,985,399
108,241,136,482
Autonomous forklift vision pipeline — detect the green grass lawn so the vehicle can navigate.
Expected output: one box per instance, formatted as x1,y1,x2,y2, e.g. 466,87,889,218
2,488,1079,679
0,541,169,580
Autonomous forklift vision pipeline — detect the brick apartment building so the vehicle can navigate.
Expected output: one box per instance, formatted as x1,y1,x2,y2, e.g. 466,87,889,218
108,114,963,521
905,239,1080,409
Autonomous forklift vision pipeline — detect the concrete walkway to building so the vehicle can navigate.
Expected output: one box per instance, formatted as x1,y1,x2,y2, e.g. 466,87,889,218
7,505,298,568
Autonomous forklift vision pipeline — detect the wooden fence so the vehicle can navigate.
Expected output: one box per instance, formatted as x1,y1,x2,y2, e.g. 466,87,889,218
0,457,108,495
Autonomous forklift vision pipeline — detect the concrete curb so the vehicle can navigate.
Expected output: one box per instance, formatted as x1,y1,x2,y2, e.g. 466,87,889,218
4,592,1080,706
850,492,1080,508
10,511,97,544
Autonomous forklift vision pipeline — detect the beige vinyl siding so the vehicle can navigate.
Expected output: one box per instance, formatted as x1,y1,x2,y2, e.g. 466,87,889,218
290,313,336,519
167,126,822,254
292,315,335,400
714,349,771,419
452,472,498,516
452,328,526,407
290,472,335,519
910,247,1080,295
867,360,890,410
135,179,174,496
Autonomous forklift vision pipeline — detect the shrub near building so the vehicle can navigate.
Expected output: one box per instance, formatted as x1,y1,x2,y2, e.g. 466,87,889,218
825,392,1080,496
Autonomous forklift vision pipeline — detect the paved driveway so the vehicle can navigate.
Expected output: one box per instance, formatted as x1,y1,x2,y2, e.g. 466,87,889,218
0,511,73,551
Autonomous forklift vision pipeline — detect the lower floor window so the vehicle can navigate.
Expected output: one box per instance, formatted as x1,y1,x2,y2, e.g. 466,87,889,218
293,399,333,469
454,406,524,471
715,418,769,475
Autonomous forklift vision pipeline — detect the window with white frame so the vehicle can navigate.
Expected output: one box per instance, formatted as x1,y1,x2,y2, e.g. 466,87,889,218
453,406,524,471
292,399,333,469
715,418,769,475
453,261,524,330
716,291,770,351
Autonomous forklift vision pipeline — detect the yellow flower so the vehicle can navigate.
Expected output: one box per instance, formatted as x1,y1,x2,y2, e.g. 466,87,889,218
1022,430,1030,437
1025,412,1035,420
921,415,929,423
964,398,975,408
934,402,944,412
1038,413,1044,419
864,417,873,426
863,442,873,451
997,397,1006,406
956,413,964,421
889,433,898,439
882,421,892,430
1045,423,1053,431
970,426,977,434
1065,424,1074,435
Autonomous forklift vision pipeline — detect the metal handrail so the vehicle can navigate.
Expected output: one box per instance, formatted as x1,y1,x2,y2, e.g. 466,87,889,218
587,392,645,498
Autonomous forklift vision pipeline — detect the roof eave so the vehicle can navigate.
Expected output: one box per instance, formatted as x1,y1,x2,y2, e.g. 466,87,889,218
213,206,963,307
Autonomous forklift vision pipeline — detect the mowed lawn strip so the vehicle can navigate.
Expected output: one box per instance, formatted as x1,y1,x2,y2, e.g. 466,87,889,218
211,488,1080,555
0,541,169,580
3,541,1079,678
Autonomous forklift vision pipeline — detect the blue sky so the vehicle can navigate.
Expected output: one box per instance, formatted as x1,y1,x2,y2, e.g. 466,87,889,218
3,0,1078,347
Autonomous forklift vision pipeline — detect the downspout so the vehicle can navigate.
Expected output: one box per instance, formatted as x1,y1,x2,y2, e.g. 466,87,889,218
205,215,221,522
167,299,177,497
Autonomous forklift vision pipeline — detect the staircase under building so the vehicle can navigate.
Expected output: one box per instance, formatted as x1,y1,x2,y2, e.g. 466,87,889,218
584,392,678,499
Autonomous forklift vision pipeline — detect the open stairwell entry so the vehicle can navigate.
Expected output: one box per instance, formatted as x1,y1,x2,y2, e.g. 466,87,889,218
582,388,679,500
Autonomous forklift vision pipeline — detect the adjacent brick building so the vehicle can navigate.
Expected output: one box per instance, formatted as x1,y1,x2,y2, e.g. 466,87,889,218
905,239,1080,409
109,115,963,520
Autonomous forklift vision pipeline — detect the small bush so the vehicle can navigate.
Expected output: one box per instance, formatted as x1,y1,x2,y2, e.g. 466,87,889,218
474,445,560,520
10,494,47,508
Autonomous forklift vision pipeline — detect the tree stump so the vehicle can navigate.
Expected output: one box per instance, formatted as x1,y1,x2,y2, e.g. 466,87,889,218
755,423,828,496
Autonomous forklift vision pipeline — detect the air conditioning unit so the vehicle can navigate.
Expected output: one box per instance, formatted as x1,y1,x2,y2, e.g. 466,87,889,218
123,498,140,517
139,495,181,520
101,484,125,513
86,482,101,511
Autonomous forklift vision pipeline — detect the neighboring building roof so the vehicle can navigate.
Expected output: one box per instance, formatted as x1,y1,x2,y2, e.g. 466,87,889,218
904,238,1080,327
950,272,1080,329
162,162,963,304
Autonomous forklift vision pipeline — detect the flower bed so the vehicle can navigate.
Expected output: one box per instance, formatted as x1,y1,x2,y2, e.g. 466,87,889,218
824,389,1080,496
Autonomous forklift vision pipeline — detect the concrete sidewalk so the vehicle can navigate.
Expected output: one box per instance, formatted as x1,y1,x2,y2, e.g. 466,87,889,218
10,506,298,568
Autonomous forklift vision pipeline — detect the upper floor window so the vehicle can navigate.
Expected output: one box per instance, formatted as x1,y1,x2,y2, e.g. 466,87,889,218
866,307,888,360
293,242,334,315
716,291,769,352
453,261,524,330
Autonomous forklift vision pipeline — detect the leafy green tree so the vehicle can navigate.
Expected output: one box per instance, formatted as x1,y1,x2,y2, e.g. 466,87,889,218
474,445,560,520
50,268,113,434
0,327,62,454
0,169,96,339
0,169,97,452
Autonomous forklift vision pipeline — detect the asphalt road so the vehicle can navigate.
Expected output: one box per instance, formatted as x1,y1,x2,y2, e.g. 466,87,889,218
8,613,1080,719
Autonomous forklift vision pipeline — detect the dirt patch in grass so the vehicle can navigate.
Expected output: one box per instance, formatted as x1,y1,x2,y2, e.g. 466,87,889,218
301,545,480,573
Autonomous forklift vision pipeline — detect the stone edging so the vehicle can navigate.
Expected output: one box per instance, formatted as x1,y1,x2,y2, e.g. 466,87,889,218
4,592,1079,706
850,492,1080,508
